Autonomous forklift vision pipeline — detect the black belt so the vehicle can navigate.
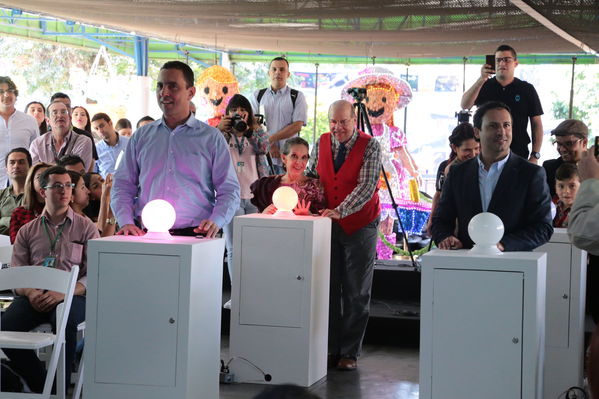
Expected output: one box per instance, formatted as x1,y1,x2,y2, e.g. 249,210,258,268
169,227,198,237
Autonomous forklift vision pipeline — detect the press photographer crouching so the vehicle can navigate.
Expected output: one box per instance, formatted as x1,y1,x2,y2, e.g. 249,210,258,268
217,94,270,308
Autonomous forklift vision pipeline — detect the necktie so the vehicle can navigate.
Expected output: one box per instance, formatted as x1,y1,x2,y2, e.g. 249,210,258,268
334,143,346,172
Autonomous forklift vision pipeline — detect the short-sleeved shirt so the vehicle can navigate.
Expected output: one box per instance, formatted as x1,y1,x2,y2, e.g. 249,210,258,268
0,186,23,235
0,110,39,187
475,77,543,158
11,207,100,288
435,160,449,192
250,85,307,165
29,130,93,172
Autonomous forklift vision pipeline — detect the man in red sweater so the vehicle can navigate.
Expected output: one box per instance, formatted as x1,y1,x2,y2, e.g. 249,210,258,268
307,100,382,370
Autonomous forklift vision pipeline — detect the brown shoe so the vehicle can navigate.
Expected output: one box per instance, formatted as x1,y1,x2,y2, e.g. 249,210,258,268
336,357,357,371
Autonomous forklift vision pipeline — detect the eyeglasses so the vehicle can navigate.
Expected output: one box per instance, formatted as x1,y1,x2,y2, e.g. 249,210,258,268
44,183,75,191
50,110,69,116
552,138,583,149
330,119,354,126
0,89,16,96
495,57,514,64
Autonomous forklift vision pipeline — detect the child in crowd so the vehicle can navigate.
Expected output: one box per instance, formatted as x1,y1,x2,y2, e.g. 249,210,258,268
553,162,581,228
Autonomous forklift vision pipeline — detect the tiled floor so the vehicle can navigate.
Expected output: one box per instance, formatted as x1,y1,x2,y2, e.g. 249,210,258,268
219,318,420,399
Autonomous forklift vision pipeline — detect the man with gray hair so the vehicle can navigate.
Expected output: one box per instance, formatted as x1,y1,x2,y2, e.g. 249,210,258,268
307,99,382,371
543,119,589,199
0,76,39,187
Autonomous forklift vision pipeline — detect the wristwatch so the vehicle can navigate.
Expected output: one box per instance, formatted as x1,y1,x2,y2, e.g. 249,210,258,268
105,217,117,225
531,151,541,159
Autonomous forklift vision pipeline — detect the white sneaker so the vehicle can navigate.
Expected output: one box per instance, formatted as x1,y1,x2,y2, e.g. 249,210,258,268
223,300,231,309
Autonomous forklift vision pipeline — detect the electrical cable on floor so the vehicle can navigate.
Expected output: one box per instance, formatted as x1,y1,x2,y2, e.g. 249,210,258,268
225,356,272,381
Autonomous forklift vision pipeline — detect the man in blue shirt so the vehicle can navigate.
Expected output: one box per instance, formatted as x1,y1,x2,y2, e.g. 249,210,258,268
91,112,129,178
112,61,240,238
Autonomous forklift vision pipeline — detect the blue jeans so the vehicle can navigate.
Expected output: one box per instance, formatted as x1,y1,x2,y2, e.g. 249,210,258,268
222,199,259,283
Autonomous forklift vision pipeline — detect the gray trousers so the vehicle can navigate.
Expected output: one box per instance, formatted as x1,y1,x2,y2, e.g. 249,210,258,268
328,217,379,359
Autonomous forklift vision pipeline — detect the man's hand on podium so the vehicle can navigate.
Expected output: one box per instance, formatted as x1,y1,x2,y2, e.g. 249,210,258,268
438,235,463,250
116,224,144,236
195,219,219,238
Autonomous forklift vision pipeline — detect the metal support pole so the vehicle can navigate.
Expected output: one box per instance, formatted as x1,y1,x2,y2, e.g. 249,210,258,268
403,63,409,134
462,56,468,93
313,63,319,144
568,56,577,119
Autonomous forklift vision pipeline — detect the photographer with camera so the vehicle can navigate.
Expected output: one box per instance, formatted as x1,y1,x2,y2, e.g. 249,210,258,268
217,94,270,309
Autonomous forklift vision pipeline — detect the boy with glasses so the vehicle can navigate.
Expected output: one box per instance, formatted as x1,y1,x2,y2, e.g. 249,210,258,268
542,119,589,199
1,166,99,392
461,44,544,163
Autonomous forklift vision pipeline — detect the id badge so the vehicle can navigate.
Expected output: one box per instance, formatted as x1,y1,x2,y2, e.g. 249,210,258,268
236,161,245,174
42,256,56,268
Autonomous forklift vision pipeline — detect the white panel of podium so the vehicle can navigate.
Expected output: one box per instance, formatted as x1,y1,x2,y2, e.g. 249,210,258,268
229,214,331,387
536,228,587,398
84,235,225,399
420,250,546,399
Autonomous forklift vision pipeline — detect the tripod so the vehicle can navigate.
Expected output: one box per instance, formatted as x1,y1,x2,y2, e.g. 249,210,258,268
352,96,417,268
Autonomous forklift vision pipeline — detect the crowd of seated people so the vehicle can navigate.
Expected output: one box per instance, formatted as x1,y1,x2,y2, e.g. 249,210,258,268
0,45,597,394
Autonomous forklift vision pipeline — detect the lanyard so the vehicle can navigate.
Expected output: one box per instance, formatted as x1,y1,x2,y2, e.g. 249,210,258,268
51,133,73,163
41,216,66,255
232,134,246,156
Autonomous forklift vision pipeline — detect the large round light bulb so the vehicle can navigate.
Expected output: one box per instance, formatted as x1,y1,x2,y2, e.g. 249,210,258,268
141,199,176,239
272,186,298,217
468,212,504,254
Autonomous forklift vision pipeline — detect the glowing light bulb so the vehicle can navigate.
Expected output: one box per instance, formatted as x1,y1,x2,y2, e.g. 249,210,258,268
468,212,504,254
141,199,176,239
272,186,298,217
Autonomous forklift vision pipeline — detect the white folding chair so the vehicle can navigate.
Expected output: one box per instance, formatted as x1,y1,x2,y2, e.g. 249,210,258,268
0,266,79,399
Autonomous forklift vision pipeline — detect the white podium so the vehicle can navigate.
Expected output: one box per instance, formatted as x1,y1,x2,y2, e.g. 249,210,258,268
229,214,331,386
536,228,587,397
84,235,225,399
420,250,547,399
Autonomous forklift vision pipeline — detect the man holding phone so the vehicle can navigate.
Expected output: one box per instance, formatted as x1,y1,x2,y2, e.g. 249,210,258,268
461,44,544,163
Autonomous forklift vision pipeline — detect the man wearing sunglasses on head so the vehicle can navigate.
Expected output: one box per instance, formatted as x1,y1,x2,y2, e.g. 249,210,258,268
543,119,589,200
461,44,544,163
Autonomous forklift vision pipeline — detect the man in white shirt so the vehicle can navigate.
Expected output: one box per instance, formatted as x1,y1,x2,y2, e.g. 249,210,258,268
0,76,39,187
250,57,307,174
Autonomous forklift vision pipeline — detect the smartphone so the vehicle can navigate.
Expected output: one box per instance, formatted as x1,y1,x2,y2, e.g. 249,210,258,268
485,54,496,73
595,136,599,157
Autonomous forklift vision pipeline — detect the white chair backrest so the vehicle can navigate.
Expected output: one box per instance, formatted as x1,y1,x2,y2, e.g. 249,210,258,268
0,234,11,246
0,244,13,265
0,265,78,294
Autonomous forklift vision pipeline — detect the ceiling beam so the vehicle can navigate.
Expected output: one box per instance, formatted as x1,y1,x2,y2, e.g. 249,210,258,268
509,0,597,55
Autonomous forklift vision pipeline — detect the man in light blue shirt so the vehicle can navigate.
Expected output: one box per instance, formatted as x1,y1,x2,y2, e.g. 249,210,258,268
112,61,240,238
250,57,307,174
91,113,129,178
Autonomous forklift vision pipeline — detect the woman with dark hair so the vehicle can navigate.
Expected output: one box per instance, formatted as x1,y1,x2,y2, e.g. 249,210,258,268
217,93,270,308
250,136,325,215
9,162,51,243
115,118,133,137
427,123,480,232
72,106,92,133
67,170,90,217
25,101,48,134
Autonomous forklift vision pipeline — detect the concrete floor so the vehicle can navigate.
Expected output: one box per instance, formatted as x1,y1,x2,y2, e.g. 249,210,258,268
219,319,420,399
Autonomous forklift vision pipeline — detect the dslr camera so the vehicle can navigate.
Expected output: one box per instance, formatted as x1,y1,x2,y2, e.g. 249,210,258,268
347,87,367,101
231,113,249,135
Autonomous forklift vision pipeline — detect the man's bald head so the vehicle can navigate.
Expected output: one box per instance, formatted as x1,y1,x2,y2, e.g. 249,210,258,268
328,100,356,120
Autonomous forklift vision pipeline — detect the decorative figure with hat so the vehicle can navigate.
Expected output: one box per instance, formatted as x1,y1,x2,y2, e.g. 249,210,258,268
342,66,431,259
197,65,240,127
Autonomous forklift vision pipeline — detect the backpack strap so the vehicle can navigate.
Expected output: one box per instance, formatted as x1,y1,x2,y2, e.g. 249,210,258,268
256,88,267,105
290,89,298,108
